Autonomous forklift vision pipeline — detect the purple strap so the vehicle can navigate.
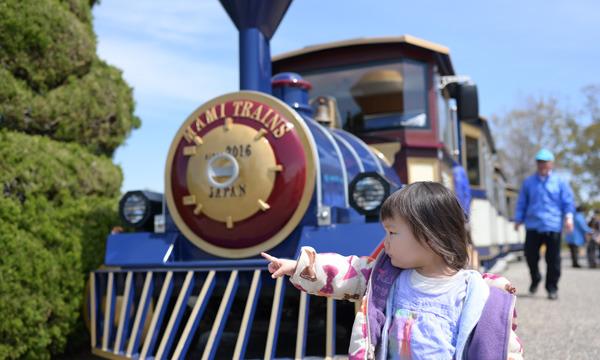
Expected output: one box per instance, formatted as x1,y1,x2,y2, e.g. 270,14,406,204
466,286,513,360
366,254,402,352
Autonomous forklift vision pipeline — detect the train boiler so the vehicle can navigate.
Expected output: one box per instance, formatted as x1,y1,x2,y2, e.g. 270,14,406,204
88,1,402,359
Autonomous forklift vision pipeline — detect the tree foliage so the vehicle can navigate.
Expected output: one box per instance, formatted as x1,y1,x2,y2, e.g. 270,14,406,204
571,85,600,206
491,86,600,206
0,0,140,156
0,194,118,359
0,131,123,359
0,0,138,357
1,61,141,156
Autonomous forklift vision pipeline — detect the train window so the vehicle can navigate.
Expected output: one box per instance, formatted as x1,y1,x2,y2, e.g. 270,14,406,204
465,136,480,186
303,59,428,131
506,195,515,219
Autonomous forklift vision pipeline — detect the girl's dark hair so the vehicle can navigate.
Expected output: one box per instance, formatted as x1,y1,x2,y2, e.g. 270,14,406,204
380,181,469,270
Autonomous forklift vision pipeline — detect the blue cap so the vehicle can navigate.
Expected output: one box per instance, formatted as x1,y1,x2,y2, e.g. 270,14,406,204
535,148,554,162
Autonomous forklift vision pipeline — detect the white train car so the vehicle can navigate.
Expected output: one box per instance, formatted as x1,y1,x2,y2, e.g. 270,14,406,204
460,117,524,267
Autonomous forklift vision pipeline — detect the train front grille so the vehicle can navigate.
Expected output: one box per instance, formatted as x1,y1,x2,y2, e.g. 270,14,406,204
88,268,356,359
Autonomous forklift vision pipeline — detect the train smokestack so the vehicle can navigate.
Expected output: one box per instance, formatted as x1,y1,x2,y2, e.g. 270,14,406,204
219,0,292,93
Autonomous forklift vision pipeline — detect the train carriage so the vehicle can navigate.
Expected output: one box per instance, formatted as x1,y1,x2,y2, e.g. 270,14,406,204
87,1,524,358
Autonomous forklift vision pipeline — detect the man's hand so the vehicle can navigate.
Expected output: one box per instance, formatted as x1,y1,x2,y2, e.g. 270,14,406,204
261,252,297,279
514,222,522,232
564,218,574,234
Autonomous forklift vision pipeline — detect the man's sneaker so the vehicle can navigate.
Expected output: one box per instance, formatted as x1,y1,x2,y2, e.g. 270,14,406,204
529,281,540,294
548,291,558,300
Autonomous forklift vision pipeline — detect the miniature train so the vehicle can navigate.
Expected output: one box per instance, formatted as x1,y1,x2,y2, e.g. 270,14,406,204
87,0,523,358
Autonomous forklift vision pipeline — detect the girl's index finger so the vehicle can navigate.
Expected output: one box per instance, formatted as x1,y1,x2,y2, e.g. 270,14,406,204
260,252,278,262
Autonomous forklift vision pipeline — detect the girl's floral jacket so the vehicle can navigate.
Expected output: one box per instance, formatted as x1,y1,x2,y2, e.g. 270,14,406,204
289,246,524,360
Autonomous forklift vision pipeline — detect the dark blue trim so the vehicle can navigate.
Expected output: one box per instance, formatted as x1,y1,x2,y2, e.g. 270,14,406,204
477,243,525,271
103,274,116,350
114,274,135,354
236,273,263,359
128,277,154,355
174,274,216,359
205,274,240,360
298,294,310,358
143,274,174,356
95,259,269,272
509,243,524,252
269,280,287,358
470,188,487,199
90,273,101,348
476,245,494,257
159,274,196,358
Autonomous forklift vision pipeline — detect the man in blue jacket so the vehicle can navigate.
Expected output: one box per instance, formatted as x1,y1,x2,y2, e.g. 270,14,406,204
514,149,575,300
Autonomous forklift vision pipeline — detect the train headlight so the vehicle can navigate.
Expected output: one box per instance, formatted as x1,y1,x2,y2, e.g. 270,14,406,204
119,190,163,231
349,172,391,217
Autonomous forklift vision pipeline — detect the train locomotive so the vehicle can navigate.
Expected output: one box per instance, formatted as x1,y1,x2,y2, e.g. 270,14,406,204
87,0,524,359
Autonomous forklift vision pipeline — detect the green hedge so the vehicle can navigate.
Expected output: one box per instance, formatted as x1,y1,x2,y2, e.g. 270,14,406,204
0,0,139,357
0,61,141,157
0,195,119,359
0,130,122,201
0,132,123,358
0,0,95,92
0,0,141,157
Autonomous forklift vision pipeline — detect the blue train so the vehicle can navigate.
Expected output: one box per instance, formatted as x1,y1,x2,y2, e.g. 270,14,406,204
87,1,524,358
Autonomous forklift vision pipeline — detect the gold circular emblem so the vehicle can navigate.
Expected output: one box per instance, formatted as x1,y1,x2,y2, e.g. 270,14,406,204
165,91,316,258
186,123,277,222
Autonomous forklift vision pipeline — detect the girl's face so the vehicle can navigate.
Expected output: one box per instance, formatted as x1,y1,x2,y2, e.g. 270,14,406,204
382,216,441,271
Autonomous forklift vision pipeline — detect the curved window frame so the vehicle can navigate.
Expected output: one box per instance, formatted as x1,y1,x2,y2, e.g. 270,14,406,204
302,59,430,132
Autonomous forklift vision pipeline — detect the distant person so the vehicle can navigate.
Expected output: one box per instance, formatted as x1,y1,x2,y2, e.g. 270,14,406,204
263,182,523,359
452,160,472,217
565,206,592,268
588,210,600,268
514,148,575,300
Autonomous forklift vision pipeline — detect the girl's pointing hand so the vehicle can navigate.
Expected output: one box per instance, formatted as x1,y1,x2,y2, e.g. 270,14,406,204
261,252,297,278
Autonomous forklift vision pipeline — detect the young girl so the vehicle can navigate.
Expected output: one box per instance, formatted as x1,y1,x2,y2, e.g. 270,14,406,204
262,182,523,360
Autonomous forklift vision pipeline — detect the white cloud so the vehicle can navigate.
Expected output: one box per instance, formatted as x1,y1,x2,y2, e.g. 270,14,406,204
93,0,240,104
97,36,237,104
94,0,231,47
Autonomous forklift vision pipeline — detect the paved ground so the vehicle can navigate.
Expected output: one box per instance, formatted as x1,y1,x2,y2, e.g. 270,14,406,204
501,252,600,359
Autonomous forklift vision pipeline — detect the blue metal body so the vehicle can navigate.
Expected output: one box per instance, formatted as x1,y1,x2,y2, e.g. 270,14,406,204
104,77,400,266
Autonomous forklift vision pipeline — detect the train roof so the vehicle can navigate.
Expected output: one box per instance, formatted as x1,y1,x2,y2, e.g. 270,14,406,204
272,35,455,75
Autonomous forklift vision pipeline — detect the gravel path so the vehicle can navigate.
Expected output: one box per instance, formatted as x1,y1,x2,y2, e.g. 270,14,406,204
501,252,600,359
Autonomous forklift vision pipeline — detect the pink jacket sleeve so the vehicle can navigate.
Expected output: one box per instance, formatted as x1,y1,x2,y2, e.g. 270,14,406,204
288,246,376,301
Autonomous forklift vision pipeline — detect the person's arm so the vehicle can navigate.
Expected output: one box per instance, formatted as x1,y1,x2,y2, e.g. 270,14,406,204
514,179,528,230
576,214,593,234
560,181,575,233
265,247,375,301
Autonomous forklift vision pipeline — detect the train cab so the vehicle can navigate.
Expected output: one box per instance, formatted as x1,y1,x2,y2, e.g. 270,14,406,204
273,36,475,189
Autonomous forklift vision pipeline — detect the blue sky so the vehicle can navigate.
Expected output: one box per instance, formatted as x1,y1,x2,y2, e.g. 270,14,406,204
93,0,600,193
